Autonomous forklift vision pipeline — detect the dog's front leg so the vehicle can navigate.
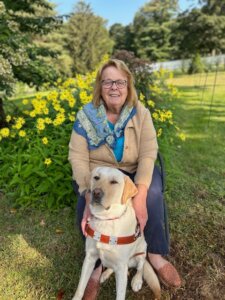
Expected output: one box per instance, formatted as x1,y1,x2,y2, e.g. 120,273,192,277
72,252,98,300
114,265,128,300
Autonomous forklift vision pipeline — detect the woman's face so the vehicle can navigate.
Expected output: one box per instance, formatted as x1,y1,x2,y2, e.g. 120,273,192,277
100,66,128,113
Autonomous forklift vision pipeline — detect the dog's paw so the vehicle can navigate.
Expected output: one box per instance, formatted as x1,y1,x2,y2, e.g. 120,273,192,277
100,268,114,283
131,275,143,292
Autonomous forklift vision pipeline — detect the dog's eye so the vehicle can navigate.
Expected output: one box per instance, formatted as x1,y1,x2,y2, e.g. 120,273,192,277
110,180,118,184
94,176,100,180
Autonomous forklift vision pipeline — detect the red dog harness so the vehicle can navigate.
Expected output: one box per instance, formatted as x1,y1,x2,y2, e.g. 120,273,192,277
85,222,141,246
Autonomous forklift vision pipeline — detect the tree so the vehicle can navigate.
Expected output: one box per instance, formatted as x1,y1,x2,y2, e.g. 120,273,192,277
65,1,113,74
173,0,225,58
200,0,225,15
132,0,178,61
0,0,60,127
0,0,60,94
34,25,73,78
109,23,134,53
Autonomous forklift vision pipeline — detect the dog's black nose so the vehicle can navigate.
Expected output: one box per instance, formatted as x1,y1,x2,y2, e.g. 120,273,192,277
92,188,104,203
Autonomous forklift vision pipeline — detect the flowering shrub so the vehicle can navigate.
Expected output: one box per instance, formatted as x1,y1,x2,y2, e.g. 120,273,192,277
0,66,184,209
138,69,186,142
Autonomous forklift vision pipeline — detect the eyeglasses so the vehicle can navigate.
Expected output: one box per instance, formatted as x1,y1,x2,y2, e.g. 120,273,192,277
101,79,127,89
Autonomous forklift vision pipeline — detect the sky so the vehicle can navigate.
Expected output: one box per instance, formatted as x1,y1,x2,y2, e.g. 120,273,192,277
50,0,199,27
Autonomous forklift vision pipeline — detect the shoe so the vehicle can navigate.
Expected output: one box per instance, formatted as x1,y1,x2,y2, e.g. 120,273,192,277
82,277,100,300
156,262,181,288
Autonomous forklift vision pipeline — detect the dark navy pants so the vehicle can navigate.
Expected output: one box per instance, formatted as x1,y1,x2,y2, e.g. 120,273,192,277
72,165,169,255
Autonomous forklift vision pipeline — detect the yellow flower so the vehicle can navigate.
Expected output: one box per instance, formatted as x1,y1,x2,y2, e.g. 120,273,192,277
44,158,52,165
0,127,10,137
36,123,45,131
44,117,52,124
53,103,61,112
139,93,145,101
36,118,45,131
76,75,87,89
12,117,25,130
62,78,76,89
19,130,26,137
178,133,186,141
157,128,162,137
152,112,159,120
42,137,48,144
165,110,173,119
68,98,75,108
158,111,167,122
30,111,36,118
43,108,49,115
53,113,65,126
22,99,28,105
147,100,155,108
68,114,75,122
47,91,58,101
6,115,11,122
36,93,42,100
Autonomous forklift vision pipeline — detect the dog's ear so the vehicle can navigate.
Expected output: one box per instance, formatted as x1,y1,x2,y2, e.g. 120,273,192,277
121,176,138,204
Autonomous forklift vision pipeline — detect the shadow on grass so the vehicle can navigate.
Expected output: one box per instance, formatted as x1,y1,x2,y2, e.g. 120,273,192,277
0,194,85,299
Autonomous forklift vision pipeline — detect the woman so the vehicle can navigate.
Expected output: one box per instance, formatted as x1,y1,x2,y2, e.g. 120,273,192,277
68,59,181,299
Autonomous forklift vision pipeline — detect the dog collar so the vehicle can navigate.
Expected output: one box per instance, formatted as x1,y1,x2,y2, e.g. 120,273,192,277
85,223,141,245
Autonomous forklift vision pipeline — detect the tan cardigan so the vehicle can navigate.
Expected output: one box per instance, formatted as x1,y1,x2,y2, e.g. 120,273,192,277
68,101,158,193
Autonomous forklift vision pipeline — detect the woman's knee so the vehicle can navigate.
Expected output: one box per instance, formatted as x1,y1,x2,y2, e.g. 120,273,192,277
146,166,163,208
147,185,163,211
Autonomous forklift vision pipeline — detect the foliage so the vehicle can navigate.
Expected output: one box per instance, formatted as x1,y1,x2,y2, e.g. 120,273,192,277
65,1,113,74
173,0,225,58
32,4,73,78
188,53,205,74
108,0,225,61
109,23,134,53
0,0,60,95
0,60,182,209
112,50,152,96
0,69,97,209
140,69,181,141
132,0,178,61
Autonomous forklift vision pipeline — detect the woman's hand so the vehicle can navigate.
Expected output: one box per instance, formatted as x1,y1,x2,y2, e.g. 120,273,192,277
81,191,91,236
132,184,148,233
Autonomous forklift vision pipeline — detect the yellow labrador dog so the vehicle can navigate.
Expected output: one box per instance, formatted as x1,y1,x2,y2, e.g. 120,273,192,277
72,166,161,300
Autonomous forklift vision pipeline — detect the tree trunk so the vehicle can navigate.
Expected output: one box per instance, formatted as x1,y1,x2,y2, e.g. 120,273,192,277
0,97,7,129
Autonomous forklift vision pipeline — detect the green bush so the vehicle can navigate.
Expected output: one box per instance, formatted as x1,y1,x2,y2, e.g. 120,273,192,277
188,53,205,74
0,74,95,209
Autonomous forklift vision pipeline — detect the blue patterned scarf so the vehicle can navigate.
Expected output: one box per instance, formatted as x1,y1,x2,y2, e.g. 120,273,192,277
73,102,136,150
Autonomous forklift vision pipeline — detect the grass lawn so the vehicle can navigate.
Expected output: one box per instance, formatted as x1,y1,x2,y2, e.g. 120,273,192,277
0,71,225,299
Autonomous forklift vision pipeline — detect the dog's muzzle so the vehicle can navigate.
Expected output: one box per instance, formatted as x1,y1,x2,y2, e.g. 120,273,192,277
91,188,104,204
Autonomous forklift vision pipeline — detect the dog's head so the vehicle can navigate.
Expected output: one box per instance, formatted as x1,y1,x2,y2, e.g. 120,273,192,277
90,167,138,213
